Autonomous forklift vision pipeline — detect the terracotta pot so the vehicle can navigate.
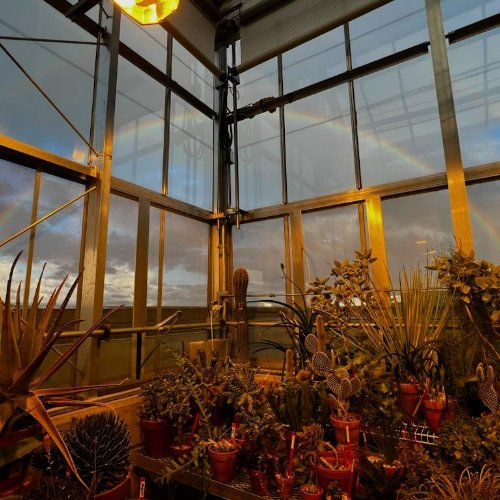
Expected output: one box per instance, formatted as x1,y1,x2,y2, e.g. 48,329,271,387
310,457,352,496
422,398,446,433
299,483,323,499
275,472,295,499
397,383,422,420
248,468,270,496
169,443,193,459
139,418,170,459
94,473,130,500
0,424,42,496
208,446,239,483
329,414,361,447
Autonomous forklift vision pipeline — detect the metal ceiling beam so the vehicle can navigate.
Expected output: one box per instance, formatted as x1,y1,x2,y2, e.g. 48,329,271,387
65,0,100,20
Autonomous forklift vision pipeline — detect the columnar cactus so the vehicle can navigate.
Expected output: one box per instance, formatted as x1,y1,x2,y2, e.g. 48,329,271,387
233,267,249,361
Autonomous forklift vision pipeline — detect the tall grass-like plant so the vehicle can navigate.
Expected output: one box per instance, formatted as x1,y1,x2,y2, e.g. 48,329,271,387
313,267,454,383
425,466,499,499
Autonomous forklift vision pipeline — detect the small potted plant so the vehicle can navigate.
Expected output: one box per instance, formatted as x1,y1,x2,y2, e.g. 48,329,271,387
299,482,324,500
206,437,240,483
138,373,171,459
327,368,362,447
309,447,354,498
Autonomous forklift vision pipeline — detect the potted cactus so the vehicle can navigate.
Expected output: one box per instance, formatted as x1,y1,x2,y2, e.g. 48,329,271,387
327,368,362,447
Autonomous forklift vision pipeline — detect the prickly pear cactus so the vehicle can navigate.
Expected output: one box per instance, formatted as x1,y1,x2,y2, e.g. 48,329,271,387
477,363,498,414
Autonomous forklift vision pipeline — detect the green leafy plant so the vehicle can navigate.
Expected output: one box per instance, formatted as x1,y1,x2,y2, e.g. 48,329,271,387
0,253,120,488
428,247,499,361
436,413,500,471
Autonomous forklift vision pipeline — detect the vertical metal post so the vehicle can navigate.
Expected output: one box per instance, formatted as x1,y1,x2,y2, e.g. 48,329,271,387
162,34,173,196
289,209,306,308
22,170,41,315
77,3,121,387
425,0,473,253
231,42,240,228
278,54,288,204
133,198,150,379
365,194,390,289
344,22,367,252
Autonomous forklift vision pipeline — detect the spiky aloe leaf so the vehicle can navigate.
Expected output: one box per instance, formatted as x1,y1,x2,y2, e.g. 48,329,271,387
0,252,22,386
24,393,87,489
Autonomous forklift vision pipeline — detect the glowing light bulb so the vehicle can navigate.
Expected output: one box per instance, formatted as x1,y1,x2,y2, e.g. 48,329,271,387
113,0,180,25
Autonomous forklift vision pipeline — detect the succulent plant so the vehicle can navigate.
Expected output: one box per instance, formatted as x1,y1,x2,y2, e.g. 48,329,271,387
327,369,361,419
476,363,498,414
64,412,131,494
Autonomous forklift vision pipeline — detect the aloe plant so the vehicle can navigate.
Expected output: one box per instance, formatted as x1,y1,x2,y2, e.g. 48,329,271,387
252,263,321,371
0,252,120,489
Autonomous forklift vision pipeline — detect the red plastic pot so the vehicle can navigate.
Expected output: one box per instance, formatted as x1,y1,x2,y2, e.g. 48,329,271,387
208,446,239,483
310,457,353,496
299,483,323,499
275,472,295,499
139,418,170,459
94,473,130,500
397,382,422,420
422,398,446,433
248,468,270,496
330,414,362,447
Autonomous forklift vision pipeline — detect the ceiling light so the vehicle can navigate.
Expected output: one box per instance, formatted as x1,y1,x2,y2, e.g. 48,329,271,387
113,0,180,25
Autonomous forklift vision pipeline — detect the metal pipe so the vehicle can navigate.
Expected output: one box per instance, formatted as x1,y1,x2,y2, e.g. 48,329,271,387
228,42,430,125
0,186,96,248
0,36,100,45
57,319,211,339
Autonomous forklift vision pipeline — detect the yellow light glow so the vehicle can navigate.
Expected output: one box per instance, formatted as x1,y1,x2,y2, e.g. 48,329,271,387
113,0,180,25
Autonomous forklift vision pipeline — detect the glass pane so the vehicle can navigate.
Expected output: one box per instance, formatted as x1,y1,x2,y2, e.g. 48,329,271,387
283,27,346,94
237,59,278,108
302,205,361,282
448,29,500,167
113,57,165,192
442,0,500,34
232,219,285,299
168,95,213,210
163,213,208,307
173,40,214,108
30,174,84,309
0,0,95,163
355,55,445,186
467,181,500,263
383,190,454,283
285,85,355,202
0,161,34,289
119,15,168,71
104,195,138,320
238,113,281,210
349,0,428,67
